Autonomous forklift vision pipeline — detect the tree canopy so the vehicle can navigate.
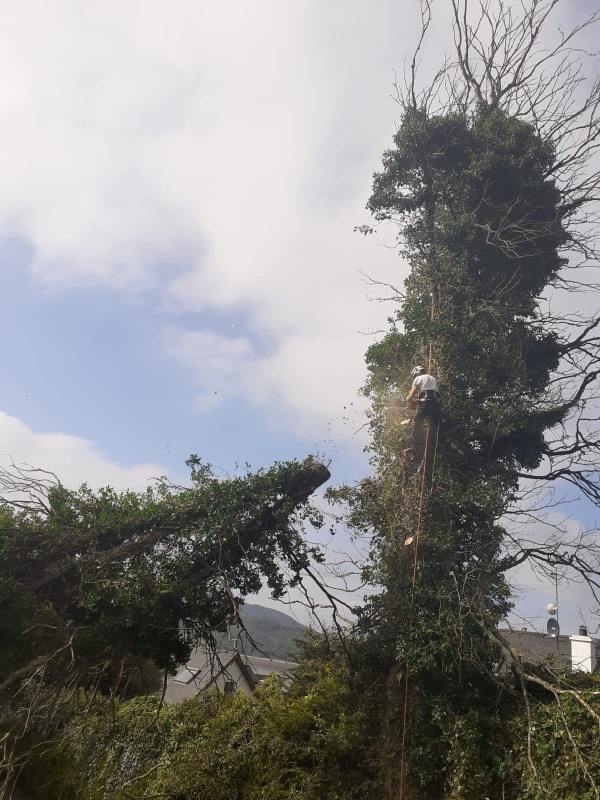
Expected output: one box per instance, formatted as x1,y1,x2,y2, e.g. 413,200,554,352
0,457,329,789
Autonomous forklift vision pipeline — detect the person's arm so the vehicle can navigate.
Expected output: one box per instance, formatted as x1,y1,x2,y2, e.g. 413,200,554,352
406,384,418,402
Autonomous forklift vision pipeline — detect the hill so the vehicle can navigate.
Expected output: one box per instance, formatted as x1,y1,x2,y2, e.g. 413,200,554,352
232,603,307,660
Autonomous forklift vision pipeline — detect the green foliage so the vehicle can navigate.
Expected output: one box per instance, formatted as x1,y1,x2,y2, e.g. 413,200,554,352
20,653,600,800
1,458,327,678
0,457,329,789
503,675,600,800
366,107,566,477
21,651,381,800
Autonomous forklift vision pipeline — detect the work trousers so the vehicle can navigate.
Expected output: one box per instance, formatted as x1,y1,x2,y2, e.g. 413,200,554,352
413,399,441,453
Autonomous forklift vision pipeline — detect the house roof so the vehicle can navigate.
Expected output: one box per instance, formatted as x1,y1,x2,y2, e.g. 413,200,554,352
164,647,299,703
499,629,572,670
245,655,298,680
498,628,600,672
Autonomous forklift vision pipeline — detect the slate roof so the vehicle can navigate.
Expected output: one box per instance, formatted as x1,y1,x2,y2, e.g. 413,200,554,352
499,629,572,670
499,628,600,672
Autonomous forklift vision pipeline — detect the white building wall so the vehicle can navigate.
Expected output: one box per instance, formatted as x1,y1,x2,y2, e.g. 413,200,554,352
569,634,598,673
213,659,254,696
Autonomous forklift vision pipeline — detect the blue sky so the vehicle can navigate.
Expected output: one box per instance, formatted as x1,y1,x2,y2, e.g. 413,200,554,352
0,239,315,475
0,0,596,633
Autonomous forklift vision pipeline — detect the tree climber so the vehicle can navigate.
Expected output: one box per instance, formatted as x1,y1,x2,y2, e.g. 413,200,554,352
406,366,441,455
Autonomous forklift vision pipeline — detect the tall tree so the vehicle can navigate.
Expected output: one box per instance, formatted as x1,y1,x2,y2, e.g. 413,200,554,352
336,1,600,797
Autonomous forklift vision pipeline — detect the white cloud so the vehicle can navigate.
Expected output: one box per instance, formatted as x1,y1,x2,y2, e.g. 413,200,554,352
165,328,255,412
0,0,412,439
166,322,376,438
0,0,587,443
0,410,164,492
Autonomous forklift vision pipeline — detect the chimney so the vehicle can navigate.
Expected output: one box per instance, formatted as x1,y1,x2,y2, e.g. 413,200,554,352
569,630,597,673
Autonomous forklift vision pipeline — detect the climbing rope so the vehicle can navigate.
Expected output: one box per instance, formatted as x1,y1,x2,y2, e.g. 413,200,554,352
398,423,431,799
398,293,437,799
430,415,442,489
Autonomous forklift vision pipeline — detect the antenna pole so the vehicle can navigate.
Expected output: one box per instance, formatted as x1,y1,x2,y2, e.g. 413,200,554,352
555,571,559,655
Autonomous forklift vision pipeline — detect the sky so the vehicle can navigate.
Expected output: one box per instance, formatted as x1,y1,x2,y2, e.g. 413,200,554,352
0,0,426,489
0,0,596,634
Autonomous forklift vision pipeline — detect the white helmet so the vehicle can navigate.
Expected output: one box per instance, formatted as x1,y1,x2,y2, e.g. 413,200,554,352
410,366,426,380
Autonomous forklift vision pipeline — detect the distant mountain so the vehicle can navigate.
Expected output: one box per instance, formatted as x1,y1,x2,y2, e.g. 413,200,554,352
231,603,308,660
242,603,306,629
